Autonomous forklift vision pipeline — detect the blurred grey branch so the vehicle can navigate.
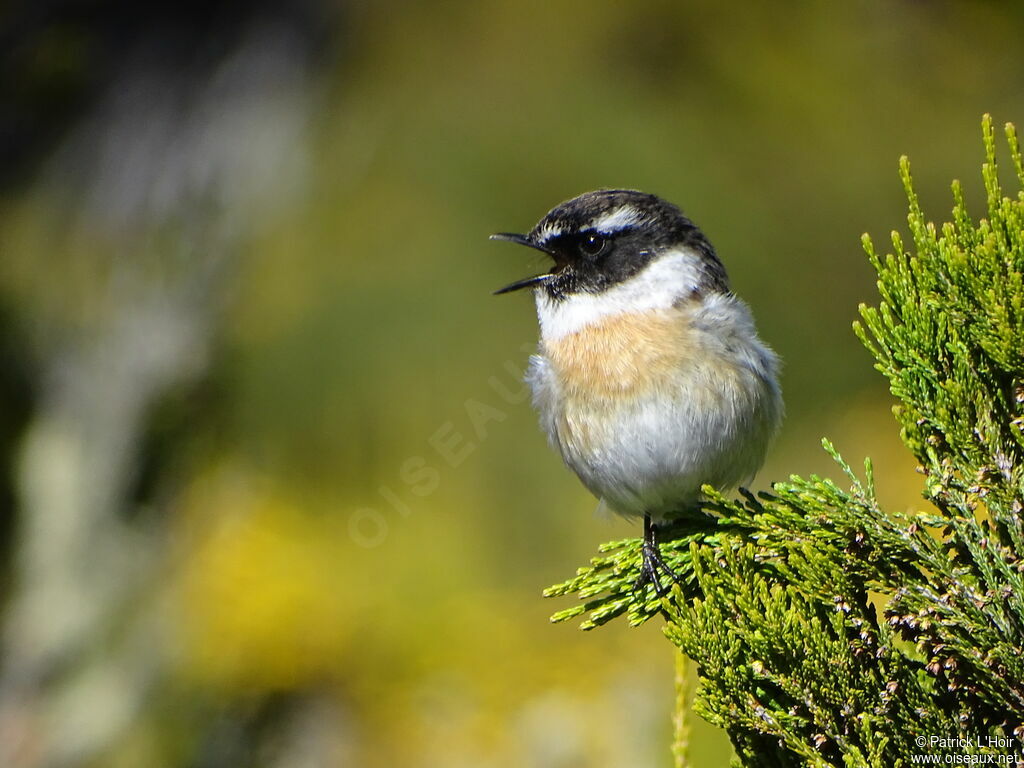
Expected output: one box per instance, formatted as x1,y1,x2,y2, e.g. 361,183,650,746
0,7,330,765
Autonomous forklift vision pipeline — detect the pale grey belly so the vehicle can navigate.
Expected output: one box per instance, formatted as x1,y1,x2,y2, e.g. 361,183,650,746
528,353,779,520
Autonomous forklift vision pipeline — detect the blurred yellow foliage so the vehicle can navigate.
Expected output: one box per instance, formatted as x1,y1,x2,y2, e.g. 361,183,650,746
169,466,723,766
175,468,357,693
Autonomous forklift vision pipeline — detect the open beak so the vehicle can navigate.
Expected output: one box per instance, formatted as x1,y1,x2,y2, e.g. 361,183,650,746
489,232,555,295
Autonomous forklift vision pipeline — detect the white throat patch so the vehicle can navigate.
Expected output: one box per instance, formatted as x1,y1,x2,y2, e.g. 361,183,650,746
534,247,706,341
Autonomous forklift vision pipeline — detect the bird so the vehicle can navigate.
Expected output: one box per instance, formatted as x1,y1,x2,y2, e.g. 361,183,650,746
491,189,783,591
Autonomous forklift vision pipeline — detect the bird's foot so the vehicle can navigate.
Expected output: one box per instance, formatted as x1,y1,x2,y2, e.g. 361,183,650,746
634,514,683,597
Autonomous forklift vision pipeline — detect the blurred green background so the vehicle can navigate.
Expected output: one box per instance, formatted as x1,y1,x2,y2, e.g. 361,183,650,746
0,1,1021,766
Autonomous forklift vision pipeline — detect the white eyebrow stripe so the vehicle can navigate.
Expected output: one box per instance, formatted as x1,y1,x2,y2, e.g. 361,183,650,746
591,206,644,233
536,221,563,242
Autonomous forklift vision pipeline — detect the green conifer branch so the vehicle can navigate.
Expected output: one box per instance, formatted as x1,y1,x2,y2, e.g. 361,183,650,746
545,115,1024,764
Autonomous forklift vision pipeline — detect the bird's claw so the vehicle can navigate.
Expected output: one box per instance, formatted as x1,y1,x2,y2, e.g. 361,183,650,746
634,514,684,597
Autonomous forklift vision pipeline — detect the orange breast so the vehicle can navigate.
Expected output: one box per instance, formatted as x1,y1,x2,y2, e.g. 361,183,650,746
541,308,697,401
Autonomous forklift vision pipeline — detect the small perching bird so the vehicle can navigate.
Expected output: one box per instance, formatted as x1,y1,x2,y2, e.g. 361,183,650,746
492,189,783,589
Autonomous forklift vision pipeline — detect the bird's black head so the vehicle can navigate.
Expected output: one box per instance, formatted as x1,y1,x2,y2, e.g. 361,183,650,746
491,189,727,300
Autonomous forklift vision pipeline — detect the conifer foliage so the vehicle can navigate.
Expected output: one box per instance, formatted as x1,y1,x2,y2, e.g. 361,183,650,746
545,116,1024,766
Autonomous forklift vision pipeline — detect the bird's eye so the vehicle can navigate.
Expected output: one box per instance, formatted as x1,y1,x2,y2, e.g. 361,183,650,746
580,234,606,257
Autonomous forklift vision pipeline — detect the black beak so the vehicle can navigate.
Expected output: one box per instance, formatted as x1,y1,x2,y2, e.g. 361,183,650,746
489,232,556,295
